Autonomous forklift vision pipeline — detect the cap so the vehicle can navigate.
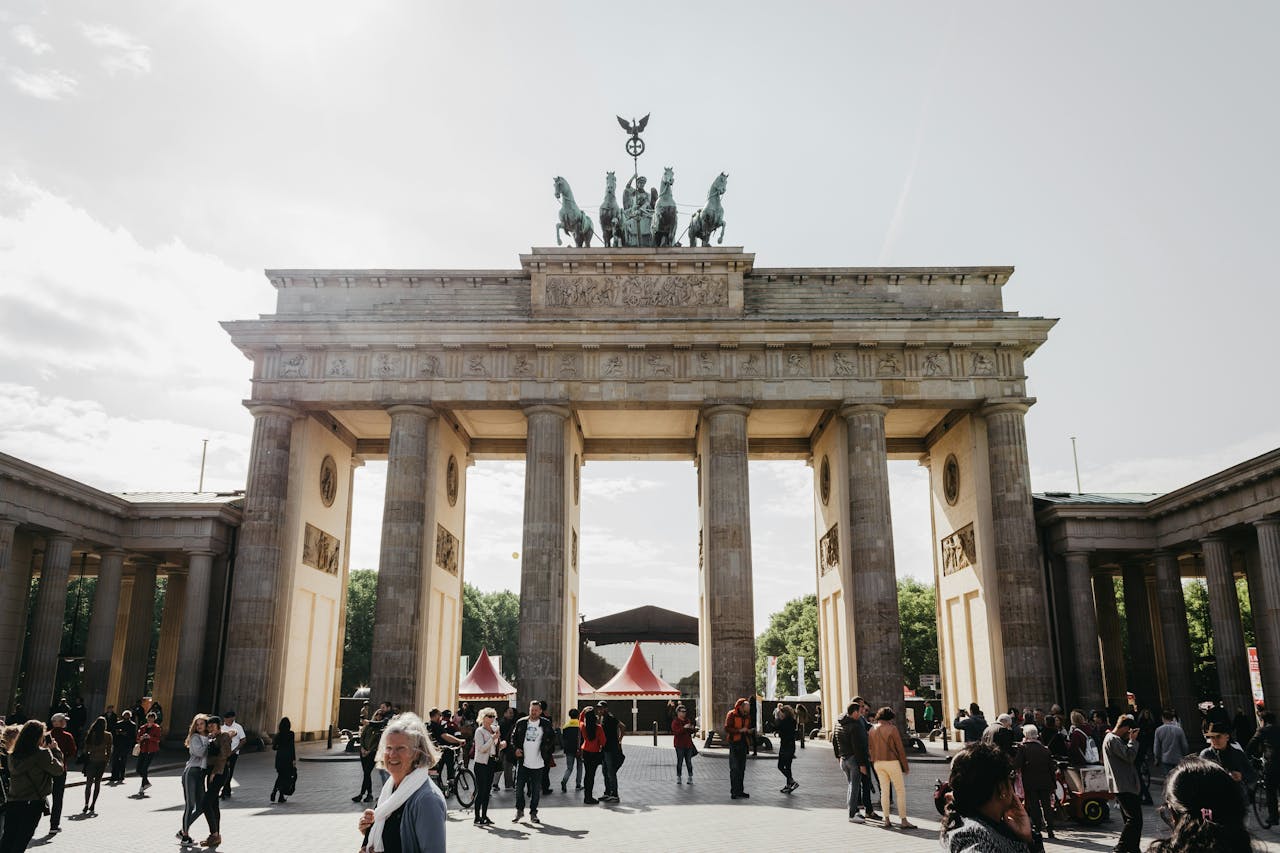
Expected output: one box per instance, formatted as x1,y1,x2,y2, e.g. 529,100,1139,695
223,710,236,718
1205,720,1232,736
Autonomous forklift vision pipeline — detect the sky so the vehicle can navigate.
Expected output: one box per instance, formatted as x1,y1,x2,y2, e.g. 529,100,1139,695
2,2,1278,633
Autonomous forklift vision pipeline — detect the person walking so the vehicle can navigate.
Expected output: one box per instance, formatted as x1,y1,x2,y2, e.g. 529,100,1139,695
219,710,245,800
836,701,880,822
775,704,798,793
671,704,696,784
108,709,136,783
354,709,385,803
271,717,296,803
178,715,208,847
940,742,1034,853
0,721,65,852
1013,724,1056,840
579,707,606,804
356,713,447,853
135,711,162,795
46,713,75,834
559,708,582,793
724,698,752,800
69,698,87,751
511,700,554,823
1154,708,1191,775
1147,756,1257,852
1248,710,1280,825
497,707,517,791
199,715,232,848
869,707,914,829
1199,719,1253,801
598,700,623,803
471,708,499,825
81,716,111,815
795,703,809,749
1102,714,1142,853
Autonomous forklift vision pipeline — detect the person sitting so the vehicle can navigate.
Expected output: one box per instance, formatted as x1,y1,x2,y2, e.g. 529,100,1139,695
1147,756,1257,852
940,741,1033,852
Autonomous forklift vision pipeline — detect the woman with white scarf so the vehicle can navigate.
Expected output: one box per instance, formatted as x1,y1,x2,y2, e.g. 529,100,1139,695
358,712,447,852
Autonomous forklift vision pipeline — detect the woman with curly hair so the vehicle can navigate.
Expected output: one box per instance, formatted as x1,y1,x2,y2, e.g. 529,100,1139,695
940,741,1033,853
1148,756,1258,853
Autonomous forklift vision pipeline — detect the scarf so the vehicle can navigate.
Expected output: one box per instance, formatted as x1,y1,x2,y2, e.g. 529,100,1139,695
366,766,431,852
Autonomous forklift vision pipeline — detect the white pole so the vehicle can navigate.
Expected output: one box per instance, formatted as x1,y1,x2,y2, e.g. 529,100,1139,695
1070,436,1082,493
198,438,209,491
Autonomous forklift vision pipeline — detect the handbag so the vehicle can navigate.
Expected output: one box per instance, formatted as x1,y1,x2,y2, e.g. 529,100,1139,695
131,744,141,757
279,766,298,796
690,745,698,757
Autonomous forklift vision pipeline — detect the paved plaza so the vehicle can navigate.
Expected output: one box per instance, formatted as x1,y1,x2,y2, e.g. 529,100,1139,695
26,737,1280,852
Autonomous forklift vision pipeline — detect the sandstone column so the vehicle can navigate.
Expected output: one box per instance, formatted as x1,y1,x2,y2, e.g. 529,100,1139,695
170,550,214,731
1203,536,1253,715
151,570,186,725
841,403,903,718
517,405,572,718
220,403,298,735
699,404,755,726
981,402,1055,708
0,519,28,709
1064,551,1105,710
371,405,437,711
1154,550,1197,739
1251,519,1280,705
1122,562,1158,711
26,533,74,714
118,559,159,703
1093,571,1127,710
83,548,126,715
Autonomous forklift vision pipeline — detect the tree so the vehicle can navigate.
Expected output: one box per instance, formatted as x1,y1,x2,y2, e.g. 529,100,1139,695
342,569,378,695
1184,577,1254,702
755,595,819,695
459,584,520,681
898,578,939,694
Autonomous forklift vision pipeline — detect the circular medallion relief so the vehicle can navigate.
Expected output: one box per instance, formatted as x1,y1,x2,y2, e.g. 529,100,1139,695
943,454,961,506
819,456,831,506
319,455,338,507
574,454,580,505
446,455,459,507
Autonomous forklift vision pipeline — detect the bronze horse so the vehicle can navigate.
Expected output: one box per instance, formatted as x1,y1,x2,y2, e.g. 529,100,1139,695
554,176,594,247
599,172,622,247
688,172,728,247
652,166,678,248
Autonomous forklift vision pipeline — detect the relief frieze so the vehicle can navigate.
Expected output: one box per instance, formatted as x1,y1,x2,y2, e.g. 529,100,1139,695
302,523,341,575
941,523,977,576
435,524,460,576
819,523,840,576
544,274,728,309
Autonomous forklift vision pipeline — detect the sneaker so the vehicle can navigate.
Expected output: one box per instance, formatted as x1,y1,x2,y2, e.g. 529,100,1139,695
780,786,789,793
142,781,152,790
352,795,363,802
561,782,567,793
788,781,799,792
530,813,540,824
575,784,583,790
850,814,866,823
49,827,61,834
584,797,599,804
739,792,749,798
512,811,523,823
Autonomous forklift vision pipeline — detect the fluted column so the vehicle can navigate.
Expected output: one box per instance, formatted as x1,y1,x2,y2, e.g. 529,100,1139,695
0,519,27,710
83,549,126,715
700,404,756,725
220,402,298,735
1154,551,1197,739
26,534,74,714
981,401,1055,707
371,405,437,712
150,570,185,725
841,403,903,720
517,404,571,717
1093,571,1127,710
170,551,213,733
118,559,158,703
1203,536,1252,715
1065,551,1105,709
1252,519,1280,706
1122,562,1158,711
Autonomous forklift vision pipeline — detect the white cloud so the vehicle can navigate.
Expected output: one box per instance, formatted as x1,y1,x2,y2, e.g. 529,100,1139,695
8,67,76,99
80,23,150,75
12,24,52,55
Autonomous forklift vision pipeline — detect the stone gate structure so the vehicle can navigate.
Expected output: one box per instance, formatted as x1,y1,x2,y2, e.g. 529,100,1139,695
220,246,1057,736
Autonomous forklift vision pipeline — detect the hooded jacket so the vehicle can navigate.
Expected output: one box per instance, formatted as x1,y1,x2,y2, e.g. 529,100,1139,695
836,713,869,765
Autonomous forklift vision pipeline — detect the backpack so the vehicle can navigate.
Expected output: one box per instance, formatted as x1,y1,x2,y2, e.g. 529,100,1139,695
1072,726,1100,763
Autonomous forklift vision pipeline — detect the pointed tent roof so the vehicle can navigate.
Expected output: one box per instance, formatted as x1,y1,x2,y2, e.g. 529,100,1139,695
577,675,597,698
458,648,517,700
595,642,680,698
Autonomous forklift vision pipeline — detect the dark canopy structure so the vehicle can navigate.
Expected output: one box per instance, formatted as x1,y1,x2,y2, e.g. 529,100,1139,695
578,605,698,646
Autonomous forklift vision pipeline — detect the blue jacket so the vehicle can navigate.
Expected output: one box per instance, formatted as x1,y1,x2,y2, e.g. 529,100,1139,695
394,777,448,852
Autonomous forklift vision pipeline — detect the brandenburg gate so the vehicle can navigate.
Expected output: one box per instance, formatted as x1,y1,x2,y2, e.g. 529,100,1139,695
220,245,1056,737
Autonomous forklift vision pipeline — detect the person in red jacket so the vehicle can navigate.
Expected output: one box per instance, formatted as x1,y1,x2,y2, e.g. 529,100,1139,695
578,707,607,804
672,705,697,784
47,713,76,833
135,711,163,794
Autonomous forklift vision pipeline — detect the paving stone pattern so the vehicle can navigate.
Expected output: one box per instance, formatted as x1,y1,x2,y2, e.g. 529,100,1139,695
29,738,1280,852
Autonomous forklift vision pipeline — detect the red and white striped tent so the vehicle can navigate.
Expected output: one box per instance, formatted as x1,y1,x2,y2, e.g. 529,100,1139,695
578,674,599,701
458,648,517,703
595,642,680,699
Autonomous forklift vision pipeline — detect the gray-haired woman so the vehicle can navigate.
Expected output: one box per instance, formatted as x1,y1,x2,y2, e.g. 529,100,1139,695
358,712,448,852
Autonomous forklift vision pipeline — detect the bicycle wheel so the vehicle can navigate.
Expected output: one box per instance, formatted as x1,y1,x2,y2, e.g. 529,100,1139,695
1252,783,1272,829
453,767,476,808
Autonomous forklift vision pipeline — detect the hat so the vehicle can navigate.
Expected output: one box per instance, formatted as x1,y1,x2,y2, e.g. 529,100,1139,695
223,710,236,718
997,713,1013,726
1205,720,1232,736
51,713,68,723
596,700,608,707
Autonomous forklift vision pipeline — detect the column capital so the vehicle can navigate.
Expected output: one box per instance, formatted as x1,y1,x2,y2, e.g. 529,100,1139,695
185,549,217,558
385,403,437,419
1153,548,1182,559
1200,534,1228,546
46,532,74,546
244,401,301,420
522,403,571,419
1254,517,1280,531
839,401,890,419
0,517,17,535
701,403,751,419
979,398,1035,418
1064,549,1093,560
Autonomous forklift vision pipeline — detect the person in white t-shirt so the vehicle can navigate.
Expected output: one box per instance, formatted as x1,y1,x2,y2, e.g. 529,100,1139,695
512,701,555,824
220,710,247,800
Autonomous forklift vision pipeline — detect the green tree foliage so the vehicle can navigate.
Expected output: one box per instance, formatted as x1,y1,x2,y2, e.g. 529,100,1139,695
1184,577,1254,702
755,595,820,695
342,569,378,696
898,578,939,694
459,584,520,681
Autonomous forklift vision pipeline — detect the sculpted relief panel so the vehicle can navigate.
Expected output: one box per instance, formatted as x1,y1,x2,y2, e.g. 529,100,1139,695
302,523,341,575
941,523,977,576
544,274,728,309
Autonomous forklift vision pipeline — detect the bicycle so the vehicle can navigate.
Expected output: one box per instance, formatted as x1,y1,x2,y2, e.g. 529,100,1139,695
434,745,476,809
1248,757,1276,830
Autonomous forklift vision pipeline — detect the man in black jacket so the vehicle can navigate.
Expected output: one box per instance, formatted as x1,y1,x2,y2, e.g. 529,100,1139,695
1249,711,1280,824
512,700,555,824
954,703,987,743
836,701,879,822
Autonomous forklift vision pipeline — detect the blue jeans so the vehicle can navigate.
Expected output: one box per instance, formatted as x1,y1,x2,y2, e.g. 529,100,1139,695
602,750,620,797
515,765,541,814
560,752,582,789
675,747,695,779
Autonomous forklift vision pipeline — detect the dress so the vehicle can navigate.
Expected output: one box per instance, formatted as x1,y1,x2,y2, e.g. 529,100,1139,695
273,730,297,797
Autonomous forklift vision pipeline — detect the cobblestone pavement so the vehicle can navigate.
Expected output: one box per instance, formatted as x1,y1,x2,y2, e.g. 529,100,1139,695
25,737,1280,852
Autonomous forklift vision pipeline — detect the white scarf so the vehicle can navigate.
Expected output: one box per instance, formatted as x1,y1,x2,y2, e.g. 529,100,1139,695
365,766,431,852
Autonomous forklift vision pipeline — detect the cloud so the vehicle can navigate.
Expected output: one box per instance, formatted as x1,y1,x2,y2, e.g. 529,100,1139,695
12,24,52,55
8,67,77,99
80,23,151,75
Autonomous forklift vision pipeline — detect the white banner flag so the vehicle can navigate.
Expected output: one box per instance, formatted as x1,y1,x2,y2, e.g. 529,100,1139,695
765,656,778,699
797,655,806,696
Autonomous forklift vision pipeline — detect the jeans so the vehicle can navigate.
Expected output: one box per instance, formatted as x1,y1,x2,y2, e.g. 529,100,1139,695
203,771,225,833
602,750,620,797
1115,791,1143,852
109,747,130,782
136,752,156,786
221,753,240,796
515,765,542,814
582,753,602,799
358,752,377,797
675,747,695,779
841,757,862,816
501,754,515,789
181,767,205,835
560,752,582,789
50,773,66,828
729,741,748,796
0,800,43,853
473,762,494,819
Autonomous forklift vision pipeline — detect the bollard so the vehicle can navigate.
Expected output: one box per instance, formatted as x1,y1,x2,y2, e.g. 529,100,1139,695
942,724,949,752
652,721,658,746
327,722,334,750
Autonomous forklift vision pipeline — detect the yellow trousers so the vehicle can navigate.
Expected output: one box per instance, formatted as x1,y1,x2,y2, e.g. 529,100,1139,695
873,759,908,819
